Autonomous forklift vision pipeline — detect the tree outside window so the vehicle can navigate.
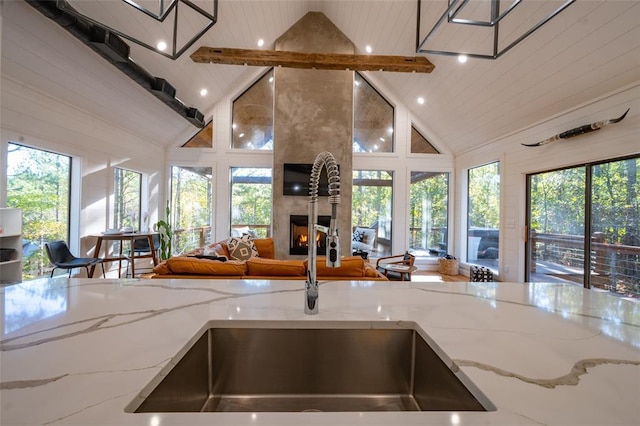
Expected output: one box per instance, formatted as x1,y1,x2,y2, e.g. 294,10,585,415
6,143,71,279
352,170,393,257
467,162,500,268
113,168,141,231
409,172,449,257
230,168,272,238
527,156,639,298
170,166,213,254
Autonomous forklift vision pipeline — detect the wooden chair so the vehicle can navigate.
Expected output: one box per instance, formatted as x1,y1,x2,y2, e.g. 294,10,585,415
376,251,416,281
45,240,105,278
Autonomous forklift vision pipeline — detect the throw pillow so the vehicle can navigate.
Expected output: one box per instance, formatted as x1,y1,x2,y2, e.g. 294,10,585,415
226,235,259,261
352,229,364,242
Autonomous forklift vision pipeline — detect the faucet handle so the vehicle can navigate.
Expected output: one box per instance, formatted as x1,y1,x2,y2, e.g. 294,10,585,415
326,235,340,267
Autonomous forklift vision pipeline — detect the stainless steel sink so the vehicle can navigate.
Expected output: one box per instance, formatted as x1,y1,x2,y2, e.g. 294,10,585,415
127,321,495,413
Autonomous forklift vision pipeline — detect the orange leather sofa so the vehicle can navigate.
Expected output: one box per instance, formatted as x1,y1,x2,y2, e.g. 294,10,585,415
151,237,388,281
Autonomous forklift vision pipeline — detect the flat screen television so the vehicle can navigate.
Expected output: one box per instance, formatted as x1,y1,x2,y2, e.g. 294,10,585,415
283,163,338,196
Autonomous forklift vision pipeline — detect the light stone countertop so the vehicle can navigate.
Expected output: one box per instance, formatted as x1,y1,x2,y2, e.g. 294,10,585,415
1,277,639,425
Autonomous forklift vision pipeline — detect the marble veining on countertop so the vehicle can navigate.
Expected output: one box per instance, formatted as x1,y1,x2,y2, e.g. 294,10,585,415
1,278,639,425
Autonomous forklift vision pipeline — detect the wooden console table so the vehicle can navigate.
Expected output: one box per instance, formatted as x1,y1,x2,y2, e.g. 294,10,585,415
90,232,159,278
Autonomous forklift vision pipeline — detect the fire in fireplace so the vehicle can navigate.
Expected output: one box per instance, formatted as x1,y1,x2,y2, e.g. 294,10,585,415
290,215,331,255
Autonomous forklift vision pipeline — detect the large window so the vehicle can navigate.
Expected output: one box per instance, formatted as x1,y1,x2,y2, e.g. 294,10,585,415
230,168,272,238
170,166,212,254
113,168,141,231
231,70,274,150
467,162,500,268
527,155,639,298
6,143,71,279
352,170,393,257
409,172,449,257
353,73,394,153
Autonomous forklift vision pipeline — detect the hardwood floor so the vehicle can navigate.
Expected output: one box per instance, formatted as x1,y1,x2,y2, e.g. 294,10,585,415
411,270,470,282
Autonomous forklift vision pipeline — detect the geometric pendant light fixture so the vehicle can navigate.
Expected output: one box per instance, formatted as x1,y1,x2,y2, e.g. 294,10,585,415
58,0,218,60
416,0,576,60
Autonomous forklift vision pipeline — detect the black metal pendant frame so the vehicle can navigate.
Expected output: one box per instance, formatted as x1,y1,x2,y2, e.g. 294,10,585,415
57,0,218,60
416,0,576,60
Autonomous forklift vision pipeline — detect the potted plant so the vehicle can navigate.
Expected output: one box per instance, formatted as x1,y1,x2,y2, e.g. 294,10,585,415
155,202,173,260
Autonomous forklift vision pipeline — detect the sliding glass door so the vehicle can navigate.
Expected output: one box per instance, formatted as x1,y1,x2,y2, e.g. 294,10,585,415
526,167,586,285
590,157,639,296
526,155,639,298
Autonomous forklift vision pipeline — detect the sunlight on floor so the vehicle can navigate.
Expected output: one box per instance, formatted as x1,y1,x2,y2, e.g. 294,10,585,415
411,275,446,282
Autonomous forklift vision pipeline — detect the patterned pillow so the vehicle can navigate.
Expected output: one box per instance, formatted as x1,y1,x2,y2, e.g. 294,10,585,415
352,229,364,242
226,235,259,261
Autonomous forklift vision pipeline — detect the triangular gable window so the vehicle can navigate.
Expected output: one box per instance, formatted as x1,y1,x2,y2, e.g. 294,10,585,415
411,125,439,154
181,121,213,148
353,73,394,153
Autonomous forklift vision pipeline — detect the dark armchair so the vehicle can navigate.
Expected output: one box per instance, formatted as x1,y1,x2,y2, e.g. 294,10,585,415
45,240,105,278
123,234,161,277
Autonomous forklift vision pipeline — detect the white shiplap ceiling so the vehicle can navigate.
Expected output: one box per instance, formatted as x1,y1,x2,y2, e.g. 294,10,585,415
3,0,640,153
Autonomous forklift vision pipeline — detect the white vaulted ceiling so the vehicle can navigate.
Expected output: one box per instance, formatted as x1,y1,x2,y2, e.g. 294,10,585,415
2,0,640,153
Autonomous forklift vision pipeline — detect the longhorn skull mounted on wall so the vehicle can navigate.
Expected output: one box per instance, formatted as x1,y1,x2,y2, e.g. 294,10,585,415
522,108,630,147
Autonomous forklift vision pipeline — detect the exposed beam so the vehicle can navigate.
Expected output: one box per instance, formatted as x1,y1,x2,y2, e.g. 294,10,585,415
191,47,435,73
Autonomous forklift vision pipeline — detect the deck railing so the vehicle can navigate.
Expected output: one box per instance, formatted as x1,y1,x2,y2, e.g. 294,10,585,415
172,226,212,254
531,231,640,297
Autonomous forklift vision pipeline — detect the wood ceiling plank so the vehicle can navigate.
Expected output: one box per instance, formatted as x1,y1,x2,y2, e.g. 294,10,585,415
190,46,435,73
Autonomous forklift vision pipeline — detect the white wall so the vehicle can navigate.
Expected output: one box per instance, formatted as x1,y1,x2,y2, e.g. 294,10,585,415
1,78,166,258
0,0,173,264
455,82,640,282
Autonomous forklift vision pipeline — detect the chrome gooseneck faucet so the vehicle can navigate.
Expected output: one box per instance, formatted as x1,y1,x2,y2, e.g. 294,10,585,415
305,151,341,315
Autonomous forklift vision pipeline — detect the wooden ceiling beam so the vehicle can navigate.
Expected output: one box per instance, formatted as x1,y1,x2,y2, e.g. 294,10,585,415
190,47,435,73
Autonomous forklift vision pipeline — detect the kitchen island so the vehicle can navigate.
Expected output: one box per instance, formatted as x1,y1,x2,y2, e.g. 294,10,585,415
1,277,639,425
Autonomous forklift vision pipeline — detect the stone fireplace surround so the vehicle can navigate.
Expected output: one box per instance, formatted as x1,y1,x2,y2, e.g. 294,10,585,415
272,12,354,259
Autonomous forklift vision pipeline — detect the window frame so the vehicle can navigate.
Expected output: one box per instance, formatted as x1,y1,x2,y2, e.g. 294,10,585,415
352,169,394,257
169,165,213,254
466,161,501,269
5,142,74,279
408,171,450,258
230,69,275,151
229,167,273,238
525,153,640,297
113,167,142,231
353,72,395,154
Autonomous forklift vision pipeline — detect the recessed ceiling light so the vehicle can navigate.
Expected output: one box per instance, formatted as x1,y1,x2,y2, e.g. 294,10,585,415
157,41,167,51
365,45,372,53
458,54,468,63
257,39,264,47
417,97,425,105
200,88,208,96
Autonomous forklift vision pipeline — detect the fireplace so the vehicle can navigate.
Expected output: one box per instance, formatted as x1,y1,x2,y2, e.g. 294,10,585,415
290,215,331,255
